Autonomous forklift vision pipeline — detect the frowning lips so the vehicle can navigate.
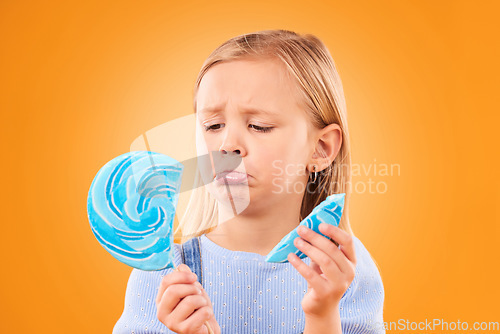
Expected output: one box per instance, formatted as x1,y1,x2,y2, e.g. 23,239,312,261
215,170,249,184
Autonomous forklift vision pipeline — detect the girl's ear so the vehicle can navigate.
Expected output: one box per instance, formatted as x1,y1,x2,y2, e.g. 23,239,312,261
309,123,342,172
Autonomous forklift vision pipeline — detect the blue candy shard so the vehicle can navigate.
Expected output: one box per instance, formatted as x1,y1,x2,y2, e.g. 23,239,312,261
265,193,346,263
87,151,183,271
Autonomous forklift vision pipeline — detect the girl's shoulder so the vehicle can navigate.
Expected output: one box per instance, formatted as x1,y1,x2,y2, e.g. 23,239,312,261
344,234,385,301
351,234,383,274
339,235,386,333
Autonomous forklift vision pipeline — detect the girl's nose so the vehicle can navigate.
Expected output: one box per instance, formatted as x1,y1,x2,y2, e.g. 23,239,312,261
219,128,246,156
218,144,244,173
221,148,241,155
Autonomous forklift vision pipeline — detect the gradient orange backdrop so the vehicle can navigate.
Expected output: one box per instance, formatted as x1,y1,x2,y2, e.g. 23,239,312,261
2,0,499,333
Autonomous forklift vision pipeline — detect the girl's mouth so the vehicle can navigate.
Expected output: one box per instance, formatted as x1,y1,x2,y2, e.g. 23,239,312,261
215,171,249,185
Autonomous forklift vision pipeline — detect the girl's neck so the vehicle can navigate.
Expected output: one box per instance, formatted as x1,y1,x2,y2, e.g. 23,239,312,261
205,198,302,256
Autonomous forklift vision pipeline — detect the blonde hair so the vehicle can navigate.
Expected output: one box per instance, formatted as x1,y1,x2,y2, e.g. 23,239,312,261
175,29,353,243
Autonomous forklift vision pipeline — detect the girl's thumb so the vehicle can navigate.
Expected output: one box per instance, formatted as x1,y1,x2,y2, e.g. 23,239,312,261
177,263,192,273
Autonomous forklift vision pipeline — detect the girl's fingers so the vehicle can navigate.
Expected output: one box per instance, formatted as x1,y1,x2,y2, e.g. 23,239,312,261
168,294,208,324
177,305,215,334
157,283,203,317
296,225,351,274
287,252,328,292
318,223,357,265
190,281,219,334
293,236,342,282
310,260,323,276
156,264,198,306
194,281,213,308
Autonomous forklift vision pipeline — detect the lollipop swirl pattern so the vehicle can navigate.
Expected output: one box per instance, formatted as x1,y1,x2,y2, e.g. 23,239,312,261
87,151,183,271
265,193,346,263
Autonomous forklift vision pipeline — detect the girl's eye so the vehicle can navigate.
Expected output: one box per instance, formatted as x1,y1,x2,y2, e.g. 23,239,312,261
249,124,274,133
203,124,224,131
203,124,274,133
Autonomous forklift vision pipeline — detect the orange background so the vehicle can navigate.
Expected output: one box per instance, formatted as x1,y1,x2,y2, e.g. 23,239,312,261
2,0,499,332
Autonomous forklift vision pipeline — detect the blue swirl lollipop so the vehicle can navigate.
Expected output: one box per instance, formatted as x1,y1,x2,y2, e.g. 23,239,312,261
265,193,346,263
87,151,183,271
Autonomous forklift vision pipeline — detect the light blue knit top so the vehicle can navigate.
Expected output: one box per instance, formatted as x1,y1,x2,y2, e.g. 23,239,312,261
113,233,385,334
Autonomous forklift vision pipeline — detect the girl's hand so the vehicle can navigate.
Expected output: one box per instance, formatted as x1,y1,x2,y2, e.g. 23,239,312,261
288,223,357,318
156,264,221,334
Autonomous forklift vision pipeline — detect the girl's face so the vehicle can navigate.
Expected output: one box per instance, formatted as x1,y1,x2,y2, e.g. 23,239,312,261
195,57,316,215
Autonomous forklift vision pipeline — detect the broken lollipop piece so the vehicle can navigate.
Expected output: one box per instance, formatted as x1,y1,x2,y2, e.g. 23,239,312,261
265,193,346,263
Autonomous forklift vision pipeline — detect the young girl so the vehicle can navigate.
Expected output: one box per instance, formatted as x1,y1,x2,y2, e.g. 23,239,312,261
113,29,385,334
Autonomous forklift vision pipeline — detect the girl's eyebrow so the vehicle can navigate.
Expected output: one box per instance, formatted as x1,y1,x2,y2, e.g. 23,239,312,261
199,105,279,117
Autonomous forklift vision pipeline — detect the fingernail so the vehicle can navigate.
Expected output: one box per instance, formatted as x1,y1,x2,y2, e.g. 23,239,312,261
295,238,304,246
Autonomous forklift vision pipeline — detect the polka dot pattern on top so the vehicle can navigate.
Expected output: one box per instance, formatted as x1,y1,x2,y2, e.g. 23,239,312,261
112,234,385,334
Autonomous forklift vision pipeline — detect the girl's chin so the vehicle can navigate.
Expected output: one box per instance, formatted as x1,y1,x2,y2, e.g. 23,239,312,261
207,184,250,202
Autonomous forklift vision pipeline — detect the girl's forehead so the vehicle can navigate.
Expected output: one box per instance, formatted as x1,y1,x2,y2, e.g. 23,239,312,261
196,58,302,114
